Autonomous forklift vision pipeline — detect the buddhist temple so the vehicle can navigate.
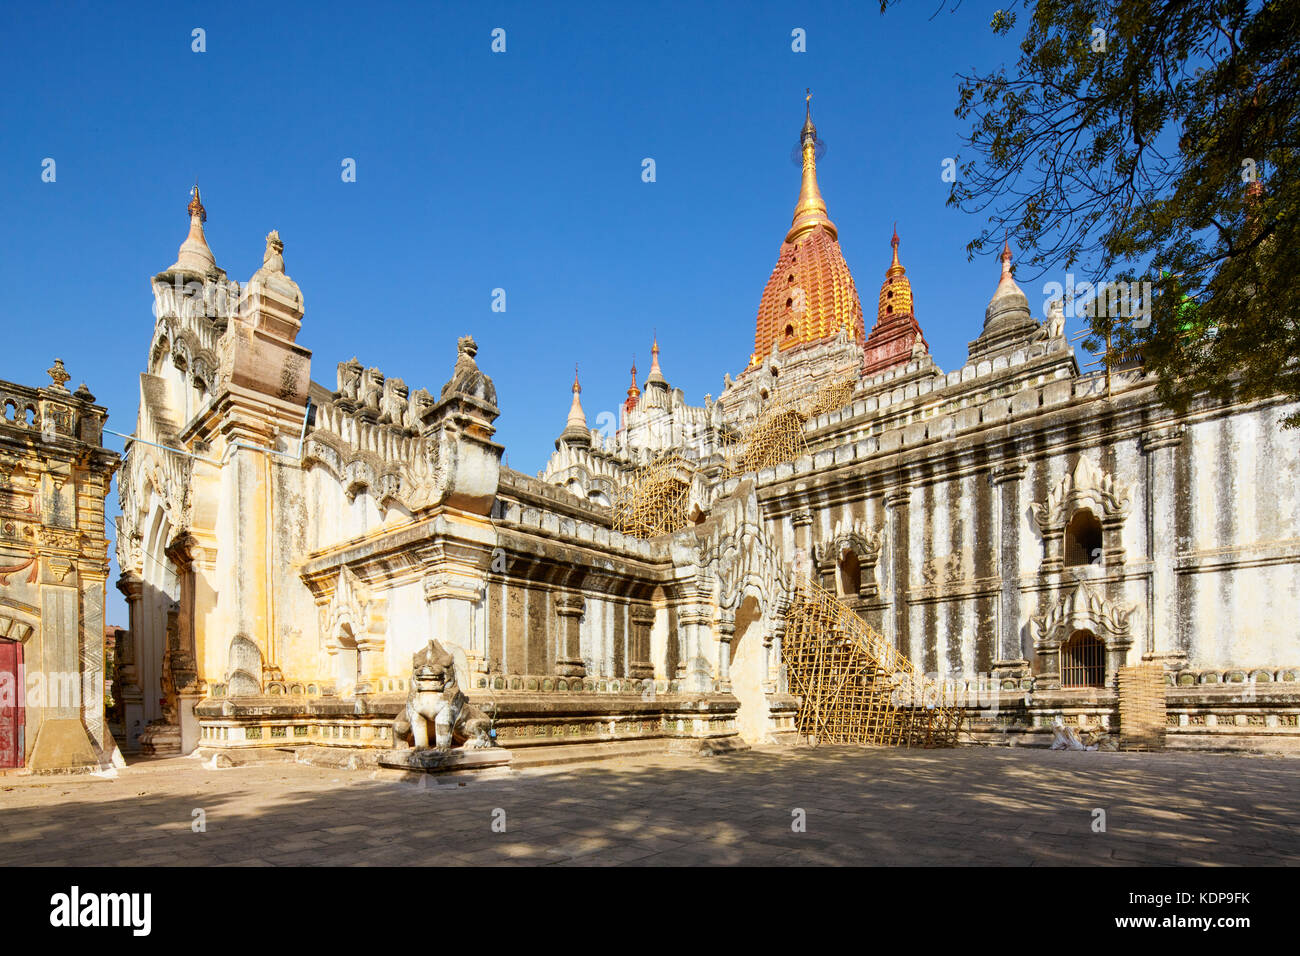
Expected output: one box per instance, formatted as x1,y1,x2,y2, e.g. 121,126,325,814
103,95,1300,772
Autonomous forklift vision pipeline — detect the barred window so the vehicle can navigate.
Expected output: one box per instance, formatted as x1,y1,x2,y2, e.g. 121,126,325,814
1061,630,1105,688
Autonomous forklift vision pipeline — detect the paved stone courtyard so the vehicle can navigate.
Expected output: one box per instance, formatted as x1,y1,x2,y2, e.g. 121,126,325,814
1,746,1296,866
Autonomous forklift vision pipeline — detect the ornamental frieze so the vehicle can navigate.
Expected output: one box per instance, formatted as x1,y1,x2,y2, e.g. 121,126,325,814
1030,580,1134,651
37,527,84,552
1031,456,1132,532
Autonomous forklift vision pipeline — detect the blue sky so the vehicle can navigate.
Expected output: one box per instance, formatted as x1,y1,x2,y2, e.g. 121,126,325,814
1,1,1062,622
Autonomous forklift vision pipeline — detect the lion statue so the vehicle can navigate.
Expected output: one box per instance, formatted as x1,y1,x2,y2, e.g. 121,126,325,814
391,639,494,751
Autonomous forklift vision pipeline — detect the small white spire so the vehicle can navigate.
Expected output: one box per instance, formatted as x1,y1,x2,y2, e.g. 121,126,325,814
567,367,586,429
560,366,590,446
169,185,216,274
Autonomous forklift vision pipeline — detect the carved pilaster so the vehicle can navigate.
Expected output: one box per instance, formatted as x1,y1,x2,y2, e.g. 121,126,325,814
628,605,655,680
883,488,911,511
790,511,813,584
555,593,586,678
676,590,714,689
1142,425,1185,657
715,614,736,689
883,487,911,656
990,459,1028,661
114,572,146,750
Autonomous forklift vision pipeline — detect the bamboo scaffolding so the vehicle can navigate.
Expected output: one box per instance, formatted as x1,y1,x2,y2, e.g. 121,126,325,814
727,401,808,476
726,377,856,477
782,579,966,747
1117,663,1166,751
611,454,692,539
804,378,856,419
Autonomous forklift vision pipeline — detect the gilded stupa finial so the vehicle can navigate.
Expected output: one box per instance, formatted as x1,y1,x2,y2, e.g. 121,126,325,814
887,224,905,278
188,183,206,223
787,90,836,243
624,356,641,412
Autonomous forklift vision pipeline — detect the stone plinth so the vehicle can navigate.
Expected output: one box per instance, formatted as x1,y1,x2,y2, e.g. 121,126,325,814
378,747,512,774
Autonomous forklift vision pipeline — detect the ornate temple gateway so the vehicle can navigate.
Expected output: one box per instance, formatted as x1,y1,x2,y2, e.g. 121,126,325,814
114,103,1300,764
1,363,118,772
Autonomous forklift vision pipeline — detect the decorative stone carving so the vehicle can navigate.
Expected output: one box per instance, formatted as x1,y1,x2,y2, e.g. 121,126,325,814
323,566,387,676
405,387,434,433
1032,456,1132,530
391,639,494,751
1032,456,1133,570
1046,299,1065,338
334,357,363,404
440,336,498,408
46,359,71,391
1030,581,1135,688
357,368,384,421
685,483,789,614
262,230,285,273
1032,581,1134,648
1032,299,1066,342
812,517,884,599
404,336,502,515
379,377,409,426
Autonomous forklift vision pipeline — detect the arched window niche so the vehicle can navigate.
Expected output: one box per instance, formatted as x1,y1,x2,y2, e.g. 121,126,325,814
1064,509,1104,567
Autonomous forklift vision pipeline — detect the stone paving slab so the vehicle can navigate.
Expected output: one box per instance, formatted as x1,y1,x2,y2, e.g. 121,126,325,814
0,746,1296,866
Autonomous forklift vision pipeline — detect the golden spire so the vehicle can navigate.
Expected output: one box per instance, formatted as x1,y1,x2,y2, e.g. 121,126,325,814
188,183,206,223
876,227,915,325
786,89,837,243
751,93,864,365
624,358,641,412
864,226,928,375
886,223,904,278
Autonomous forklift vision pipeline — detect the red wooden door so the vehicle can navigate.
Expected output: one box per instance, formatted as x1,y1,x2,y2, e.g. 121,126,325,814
0,640,22,769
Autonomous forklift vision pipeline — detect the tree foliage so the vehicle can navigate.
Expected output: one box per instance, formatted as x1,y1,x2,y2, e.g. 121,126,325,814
900,0,1300,425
